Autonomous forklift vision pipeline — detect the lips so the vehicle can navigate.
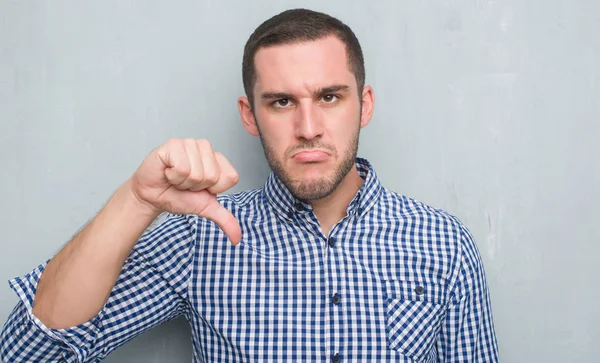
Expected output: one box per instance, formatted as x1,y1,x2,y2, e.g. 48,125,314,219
292,150,330,162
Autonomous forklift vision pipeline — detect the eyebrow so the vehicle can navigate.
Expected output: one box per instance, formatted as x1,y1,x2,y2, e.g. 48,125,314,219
315,84,350,95
260,84,351,101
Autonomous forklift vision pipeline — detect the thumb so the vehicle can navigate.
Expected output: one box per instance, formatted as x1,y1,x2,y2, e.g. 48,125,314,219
199,200,242,245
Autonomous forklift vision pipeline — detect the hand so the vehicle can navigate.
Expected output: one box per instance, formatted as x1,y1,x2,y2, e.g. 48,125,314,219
129,139,241,245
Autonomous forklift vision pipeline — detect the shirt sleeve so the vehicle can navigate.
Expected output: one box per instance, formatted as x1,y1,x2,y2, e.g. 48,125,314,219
436,224,500,362
0,213,197,363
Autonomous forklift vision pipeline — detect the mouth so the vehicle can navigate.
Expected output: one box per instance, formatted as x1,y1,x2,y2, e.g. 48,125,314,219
291,149,331,163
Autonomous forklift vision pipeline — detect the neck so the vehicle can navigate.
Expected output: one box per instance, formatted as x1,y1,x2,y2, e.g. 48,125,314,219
310,166,364,237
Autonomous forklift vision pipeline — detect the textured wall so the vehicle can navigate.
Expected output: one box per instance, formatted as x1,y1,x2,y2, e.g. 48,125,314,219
1,1,598,362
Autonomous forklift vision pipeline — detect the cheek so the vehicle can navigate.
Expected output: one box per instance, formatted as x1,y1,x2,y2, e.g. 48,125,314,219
258,118,292,153
326,107,359,137
259,106,296,129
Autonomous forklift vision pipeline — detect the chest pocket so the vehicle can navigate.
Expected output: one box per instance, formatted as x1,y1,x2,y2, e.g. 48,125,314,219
384,279,446,362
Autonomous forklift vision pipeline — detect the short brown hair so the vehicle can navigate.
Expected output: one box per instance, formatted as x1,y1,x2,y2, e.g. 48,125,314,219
242,8,365,107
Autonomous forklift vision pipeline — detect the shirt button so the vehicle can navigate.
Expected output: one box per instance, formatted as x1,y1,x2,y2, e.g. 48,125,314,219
294,202,304,211
414,286,425,295
331,293,341,305
328,237,335,247
332,353,341,363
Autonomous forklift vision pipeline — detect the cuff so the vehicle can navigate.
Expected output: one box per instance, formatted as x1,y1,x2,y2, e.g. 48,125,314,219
8,262,105,363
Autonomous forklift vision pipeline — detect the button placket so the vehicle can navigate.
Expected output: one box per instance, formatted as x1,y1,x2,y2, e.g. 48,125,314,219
325,230,345,363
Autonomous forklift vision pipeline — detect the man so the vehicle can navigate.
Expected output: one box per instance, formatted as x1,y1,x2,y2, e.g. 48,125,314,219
0,8,498,362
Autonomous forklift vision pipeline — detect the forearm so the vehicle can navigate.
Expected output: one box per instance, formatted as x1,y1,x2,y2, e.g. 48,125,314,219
32,179,160,329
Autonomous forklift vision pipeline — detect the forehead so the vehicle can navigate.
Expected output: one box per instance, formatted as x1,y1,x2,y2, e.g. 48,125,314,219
253,36,355,94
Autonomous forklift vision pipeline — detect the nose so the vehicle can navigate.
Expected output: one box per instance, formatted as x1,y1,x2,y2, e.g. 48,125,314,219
294,100,323,140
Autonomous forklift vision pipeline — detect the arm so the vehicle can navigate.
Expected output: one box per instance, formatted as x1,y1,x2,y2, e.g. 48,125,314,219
0,139,240,362
436,225,499,362
33,180,161,329
1,212,196,362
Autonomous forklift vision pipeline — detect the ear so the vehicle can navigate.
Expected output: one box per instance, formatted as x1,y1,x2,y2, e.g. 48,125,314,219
360,85,375,128
238,96,260,136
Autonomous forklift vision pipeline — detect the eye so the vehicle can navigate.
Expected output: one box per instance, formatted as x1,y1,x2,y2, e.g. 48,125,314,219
321,94,339,103
273,99,292,108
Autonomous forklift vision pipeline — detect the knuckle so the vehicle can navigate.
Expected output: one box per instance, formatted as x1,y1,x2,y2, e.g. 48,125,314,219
204,169,220,184
187,172,204,183
228,170,240,185
174,163,191,176
165,138,181,147
196,139,213,150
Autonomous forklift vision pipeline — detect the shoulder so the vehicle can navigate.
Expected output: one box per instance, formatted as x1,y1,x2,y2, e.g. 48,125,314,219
381,188,464,232
379,188,477,255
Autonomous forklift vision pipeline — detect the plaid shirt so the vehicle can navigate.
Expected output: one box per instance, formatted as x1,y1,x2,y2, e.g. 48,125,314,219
1,158,498,362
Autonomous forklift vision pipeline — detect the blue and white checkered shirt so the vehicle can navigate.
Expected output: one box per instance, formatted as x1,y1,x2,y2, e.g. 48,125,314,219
1,158,498,362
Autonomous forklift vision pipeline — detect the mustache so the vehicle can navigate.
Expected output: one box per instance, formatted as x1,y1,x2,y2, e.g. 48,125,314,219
285,140,336,158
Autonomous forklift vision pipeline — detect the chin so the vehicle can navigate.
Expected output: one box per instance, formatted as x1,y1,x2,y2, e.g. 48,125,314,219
290,179,337,201
287,169,340,198
293,164,330,178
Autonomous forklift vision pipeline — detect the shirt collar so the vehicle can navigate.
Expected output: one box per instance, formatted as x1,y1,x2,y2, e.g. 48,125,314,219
262,157,382,221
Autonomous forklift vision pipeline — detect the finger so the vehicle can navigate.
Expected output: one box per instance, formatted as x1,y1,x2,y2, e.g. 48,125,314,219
158,140,191,187
200,199,242,245
176,139,206,191
188,140,220,192
206,152,239,195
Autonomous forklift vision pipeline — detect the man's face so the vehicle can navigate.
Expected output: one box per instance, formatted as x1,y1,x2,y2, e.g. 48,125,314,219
244,36,371,201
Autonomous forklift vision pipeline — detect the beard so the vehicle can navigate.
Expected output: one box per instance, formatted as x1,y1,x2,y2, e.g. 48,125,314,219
256,117,361,201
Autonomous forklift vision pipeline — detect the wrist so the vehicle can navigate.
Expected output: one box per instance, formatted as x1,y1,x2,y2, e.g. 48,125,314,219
119,179,162,221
